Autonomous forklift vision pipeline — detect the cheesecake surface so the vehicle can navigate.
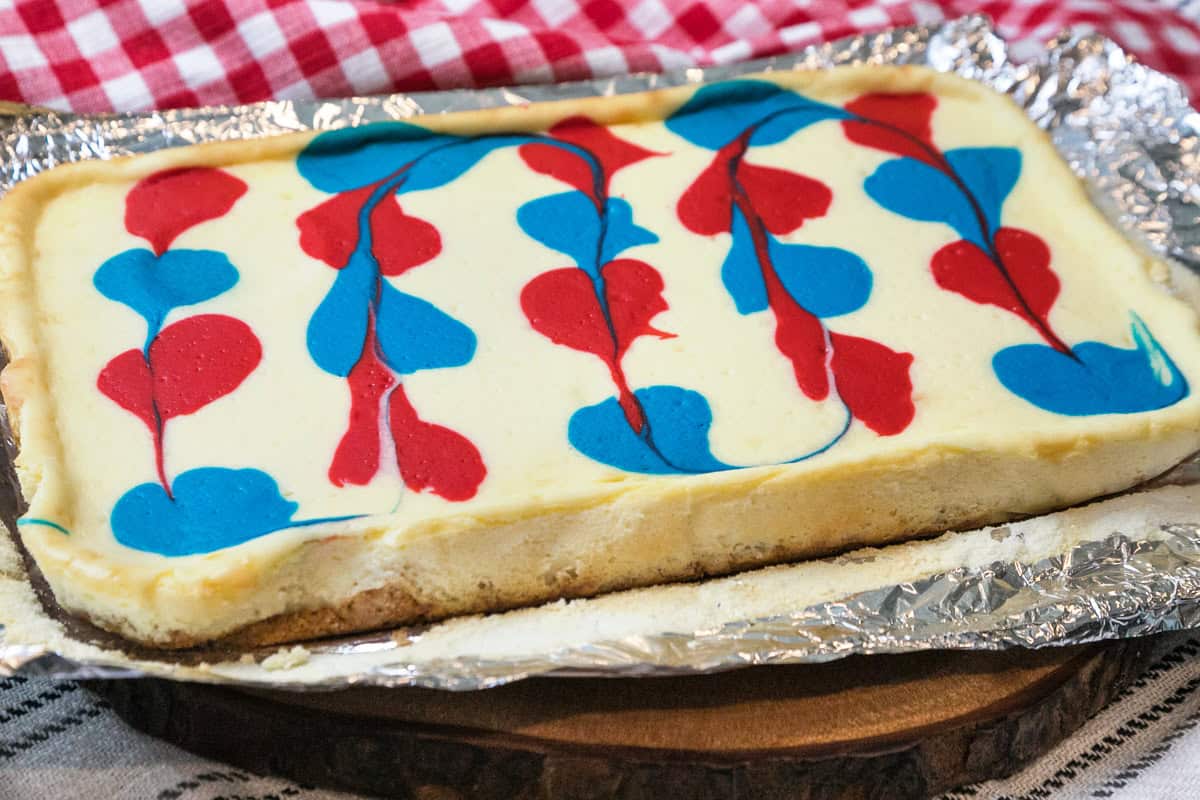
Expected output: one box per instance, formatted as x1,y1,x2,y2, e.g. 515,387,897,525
2,66,1199,647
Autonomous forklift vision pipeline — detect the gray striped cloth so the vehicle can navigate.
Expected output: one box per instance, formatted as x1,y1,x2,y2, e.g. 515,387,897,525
3,634,1200,799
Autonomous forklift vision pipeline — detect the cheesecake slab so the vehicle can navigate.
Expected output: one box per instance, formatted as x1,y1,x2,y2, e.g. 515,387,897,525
2,66,1198,648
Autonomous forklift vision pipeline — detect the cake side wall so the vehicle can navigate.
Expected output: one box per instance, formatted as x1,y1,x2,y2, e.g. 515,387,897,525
39,427,1198,647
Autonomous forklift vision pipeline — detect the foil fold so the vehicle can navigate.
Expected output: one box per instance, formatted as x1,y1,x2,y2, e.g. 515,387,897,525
3,15,1200,689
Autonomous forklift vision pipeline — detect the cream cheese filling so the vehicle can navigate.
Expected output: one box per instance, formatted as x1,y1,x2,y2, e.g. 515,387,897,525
3,66,1199,644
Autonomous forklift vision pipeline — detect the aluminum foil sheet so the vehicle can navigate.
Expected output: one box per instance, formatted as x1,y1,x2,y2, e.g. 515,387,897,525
2,14,1200,689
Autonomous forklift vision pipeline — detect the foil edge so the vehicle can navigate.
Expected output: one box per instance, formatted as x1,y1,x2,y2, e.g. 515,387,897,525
2,14,1200,688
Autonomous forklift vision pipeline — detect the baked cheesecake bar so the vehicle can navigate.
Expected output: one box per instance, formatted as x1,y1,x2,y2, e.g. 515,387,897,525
1,66,1197,647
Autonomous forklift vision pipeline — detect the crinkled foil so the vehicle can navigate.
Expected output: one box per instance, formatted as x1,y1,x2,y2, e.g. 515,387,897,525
3,15,1200,689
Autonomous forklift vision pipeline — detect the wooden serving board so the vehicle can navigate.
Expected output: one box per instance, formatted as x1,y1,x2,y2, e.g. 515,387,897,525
89,636,1157,800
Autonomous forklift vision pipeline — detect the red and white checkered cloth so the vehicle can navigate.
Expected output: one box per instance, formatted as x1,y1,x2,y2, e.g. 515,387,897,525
0,1,1198,113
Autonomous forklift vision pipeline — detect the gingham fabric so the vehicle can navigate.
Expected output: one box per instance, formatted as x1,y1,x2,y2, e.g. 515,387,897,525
0,1,1198,113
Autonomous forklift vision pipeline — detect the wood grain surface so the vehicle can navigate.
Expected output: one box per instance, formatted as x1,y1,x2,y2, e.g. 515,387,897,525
89,636,1159,800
